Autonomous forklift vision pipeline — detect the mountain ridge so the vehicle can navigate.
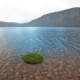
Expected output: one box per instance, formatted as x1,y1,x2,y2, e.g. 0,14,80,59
22,7,80,27
0,7,80,27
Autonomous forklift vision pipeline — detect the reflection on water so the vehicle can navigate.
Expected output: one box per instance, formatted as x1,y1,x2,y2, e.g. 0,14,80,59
0,27,80,56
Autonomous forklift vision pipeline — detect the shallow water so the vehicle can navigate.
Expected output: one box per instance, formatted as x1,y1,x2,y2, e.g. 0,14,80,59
0,27,80,56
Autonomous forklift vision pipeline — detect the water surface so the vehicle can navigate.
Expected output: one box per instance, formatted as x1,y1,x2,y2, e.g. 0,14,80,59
0,27,80,56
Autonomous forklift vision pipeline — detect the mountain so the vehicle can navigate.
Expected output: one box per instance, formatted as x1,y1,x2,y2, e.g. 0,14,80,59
0,21,21,27
22,7,80,27
0,7,80,27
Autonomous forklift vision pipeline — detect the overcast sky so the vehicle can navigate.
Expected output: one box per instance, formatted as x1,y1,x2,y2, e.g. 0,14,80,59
0,0,80,23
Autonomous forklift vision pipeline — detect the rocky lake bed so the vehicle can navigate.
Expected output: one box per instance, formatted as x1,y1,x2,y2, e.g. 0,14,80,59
0,27,80,80
0,50,80,80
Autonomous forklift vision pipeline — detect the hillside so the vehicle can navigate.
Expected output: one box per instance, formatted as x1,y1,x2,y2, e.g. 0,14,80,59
0,21,20,27
22,7,80,27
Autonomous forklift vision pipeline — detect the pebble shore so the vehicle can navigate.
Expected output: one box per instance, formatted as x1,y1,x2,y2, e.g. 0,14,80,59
0,52,80,80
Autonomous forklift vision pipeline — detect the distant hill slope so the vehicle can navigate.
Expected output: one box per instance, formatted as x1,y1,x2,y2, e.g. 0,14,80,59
0,21,20,27
0,7,80,27
22,7,80,27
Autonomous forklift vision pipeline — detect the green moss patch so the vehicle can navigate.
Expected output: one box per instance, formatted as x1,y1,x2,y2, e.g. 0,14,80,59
22,53,44,64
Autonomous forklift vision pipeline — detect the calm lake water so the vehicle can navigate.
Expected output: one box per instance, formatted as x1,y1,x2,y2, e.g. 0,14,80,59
0,27,80,56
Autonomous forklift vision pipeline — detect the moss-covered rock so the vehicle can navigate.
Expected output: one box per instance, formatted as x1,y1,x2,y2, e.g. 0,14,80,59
22,53,44,64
